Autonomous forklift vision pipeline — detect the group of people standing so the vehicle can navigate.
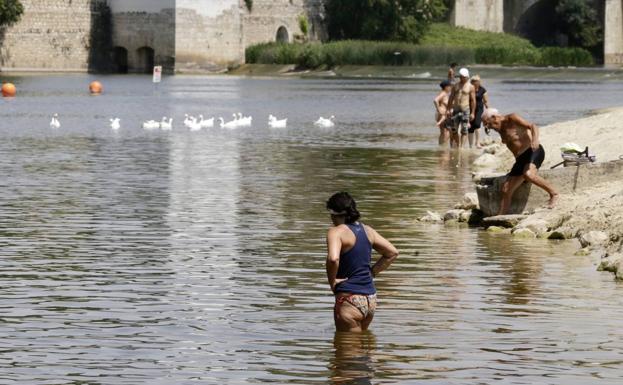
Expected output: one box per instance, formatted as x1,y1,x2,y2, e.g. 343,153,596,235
434,63,489,149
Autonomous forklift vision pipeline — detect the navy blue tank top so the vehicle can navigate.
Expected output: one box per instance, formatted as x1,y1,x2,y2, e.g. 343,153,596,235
335,222,376,295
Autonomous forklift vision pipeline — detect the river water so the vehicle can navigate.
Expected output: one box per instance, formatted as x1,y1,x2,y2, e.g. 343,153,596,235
1,74,623,384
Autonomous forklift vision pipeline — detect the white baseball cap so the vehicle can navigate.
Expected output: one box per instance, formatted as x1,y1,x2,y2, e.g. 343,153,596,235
459,68,470,78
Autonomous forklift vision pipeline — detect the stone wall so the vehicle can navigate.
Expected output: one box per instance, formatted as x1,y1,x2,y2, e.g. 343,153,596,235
108,0,176,73
173,0,319,72
0,0,326,73
0,0,107,71
243,0,310,46
175,0,244,72
452,0,503,33
605,0,623,65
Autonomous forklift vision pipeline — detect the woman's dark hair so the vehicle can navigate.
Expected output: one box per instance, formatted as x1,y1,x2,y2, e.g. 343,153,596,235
450,62,458,68
326,192,361,224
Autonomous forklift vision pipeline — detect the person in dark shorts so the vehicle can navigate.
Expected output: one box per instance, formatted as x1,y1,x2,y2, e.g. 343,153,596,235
325,192,399,332
508,144,545,176
447,68,476,148
481,109,559,215
469,75,489,148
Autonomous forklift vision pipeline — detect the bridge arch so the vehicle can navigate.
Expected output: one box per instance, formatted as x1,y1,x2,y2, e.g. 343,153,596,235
510,0,558,46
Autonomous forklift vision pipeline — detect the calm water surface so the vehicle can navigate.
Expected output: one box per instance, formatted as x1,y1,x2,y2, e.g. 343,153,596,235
1,74,623,384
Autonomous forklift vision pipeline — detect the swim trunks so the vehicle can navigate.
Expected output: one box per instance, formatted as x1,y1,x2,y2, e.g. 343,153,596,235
451,109,470,135
335,294,377,318
469,86,486,133
508,145,545,176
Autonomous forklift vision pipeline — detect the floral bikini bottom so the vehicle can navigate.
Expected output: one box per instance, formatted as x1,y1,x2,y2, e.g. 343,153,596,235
335,294,377,318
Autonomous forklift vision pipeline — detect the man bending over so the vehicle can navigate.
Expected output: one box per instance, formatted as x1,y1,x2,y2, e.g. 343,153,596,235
481,109,559,215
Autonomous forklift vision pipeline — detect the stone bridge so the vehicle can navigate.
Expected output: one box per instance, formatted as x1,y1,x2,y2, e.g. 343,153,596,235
452,0,622,65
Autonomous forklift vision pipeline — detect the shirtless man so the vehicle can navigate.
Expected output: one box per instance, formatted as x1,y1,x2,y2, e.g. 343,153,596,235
433,80,452,146
481,109,559,215
446,68,476,148
448,63,458,83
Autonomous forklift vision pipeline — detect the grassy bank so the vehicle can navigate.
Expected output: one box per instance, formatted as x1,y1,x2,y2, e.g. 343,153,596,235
246,23,594,68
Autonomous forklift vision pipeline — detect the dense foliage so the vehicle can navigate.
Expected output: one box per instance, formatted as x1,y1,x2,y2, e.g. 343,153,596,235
246,40,473,68
555,0,602,49
0,0,24,27
246,23,595,68
325,0,447,43
420,23,535,51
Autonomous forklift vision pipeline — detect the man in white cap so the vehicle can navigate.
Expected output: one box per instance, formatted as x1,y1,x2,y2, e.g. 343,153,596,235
446,67,476,148
481,108,559,215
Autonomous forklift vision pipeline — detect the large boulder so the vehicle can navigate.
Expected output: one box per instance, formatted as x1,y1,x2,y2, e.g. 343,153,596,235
419,211,443,223
473,153,500,169
515,217,549,237
483,143,504,155
444,209,465,221
455,192,479,210
512,228,537,238
482,214,528,228
579,231,609,248
548,226,576,240
487,226,511,234
598,254,623,279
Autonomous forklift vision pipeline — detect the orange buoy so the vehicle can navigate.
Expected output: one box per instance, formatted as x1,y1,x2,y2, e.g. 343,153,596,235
2,83,16,97
89,81,103,95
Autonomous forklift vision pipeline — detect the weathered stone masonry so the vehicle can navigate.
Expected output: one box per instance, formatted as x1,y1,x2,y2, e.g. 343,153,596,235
0,0,108,71
0,0,324,73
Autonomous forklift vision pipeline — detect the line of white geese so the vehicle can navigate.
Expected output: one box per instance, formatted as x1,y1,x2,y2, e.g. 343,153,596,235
49,113,336,130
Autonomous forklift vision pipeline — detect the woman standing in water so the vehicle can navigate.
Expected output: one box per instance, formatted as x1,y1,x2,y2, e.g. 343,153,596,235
325,192,399,332
469,75,489,148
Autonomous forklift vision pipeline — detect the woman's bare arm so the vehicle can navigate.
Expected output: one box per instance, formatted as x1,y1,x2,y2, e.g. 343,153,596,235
326,227,346,293
433,92,443,114
366,226,399,278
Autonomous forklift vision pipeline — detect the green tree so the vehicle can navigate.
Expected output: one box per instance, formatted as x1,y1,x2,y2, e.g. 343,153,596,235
0,0,24,27
325,0,447,42
555,0,601,48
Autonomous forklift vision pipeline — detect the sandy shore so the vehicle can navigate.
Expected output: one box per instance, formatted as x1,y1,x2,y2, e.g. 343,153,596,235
428,107,623,279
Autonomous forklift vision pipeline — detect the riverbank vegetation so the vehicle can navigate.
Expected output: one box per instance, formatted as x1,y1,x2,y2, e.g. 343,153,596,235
246,24,594,68
0,0,24,26
325,0,448,43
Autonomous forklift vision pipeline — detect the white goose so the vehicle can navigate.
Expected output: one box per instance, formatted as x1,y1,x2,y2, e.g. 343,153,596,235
110,118,121,130
142,120,160,130
50,113,60,129
183,114,194,128
160,117,173,130
199,115,215,129
218,117,238,129
314,115,335,128
236,112,252,127
188,117,202,131
268,115,287,128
